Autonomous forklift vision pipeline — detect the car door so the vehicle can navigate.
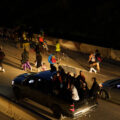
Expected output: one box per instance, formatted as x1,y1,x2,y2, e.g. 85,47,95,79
33,77,51,106
110,81,120,103
21,76,37,99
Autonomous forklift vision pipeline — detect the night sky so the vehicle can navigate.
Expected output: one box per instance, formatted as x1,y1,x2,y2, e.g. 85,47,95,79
0,0,120,49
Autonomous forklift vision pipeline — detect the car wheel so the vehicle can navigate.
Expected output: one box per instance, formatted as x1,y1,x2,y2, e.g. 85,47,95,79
51,104,62,119
100,90,109,100
13,87,22,100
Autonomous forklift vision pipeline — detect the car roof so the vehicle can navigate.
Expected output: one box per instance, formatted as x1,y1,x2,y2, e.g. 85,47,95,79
33,70,56,81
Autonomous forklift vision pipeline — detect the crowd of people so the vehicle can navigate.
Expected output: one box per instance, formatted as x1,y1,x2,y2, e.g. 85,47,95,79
49,65,100,104
0,28,101,104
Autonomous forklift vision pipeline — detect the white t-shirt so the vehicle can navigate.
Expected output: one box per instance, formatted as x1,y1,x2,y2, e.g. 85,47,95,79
91,54,96,62
72,86,80,101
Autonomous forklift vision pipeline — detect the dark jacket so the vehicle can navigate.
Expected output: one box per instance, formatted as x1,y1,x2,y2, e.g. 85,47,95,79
0,51,5,60
35,44,41,54
36,54,42,68
90,81,100,97
21,50,29,64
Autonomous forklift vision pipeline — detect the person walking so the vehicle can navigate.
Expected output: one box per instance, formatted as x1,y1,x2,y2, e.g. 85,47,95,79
36,53,42,72
55,41,61,62
35,43,41,55
21,49,32,71
0,48,5,72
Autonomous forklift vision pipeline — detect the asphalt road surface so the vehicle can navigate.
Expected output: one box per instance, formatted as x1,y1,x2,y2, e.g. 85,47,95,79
0,112,12,120
0,44,120,120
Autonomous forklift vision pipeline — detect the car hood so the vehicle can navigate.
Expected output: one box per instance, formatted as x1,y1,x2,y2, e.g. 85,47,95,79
13,73,35,84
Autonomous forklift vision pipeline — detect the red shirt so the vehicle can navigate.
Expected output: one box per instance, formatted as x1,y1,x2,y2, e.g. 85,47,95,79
39,37,43,43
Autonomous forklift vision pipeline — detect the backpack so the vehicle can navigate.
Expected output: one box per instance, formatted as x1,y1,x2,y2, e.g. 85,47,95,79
39,37,43,43
97,56,102,62
51,56,56,64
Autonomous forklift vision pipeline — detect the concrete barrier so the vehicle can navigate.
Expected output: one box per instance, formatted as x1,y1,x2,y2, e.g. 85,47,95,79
110,49,120,61
45,37,120,61
16,35,120,62
0,95,41,120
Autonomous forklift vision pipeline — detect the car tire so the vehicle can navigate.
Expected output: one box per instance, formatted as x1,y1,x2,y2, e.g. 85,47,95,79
51,104,63,119
100,90,109,100
13,86,22,100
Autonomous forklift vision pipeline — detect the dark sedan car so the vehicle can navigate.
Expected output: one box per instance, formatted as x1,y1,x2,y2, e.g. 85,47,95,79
12,70,97,119
99,78,120,104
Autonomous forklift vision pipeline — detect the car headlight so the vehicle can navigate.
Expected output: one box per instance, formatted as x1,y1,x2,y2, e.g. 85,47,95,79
12,81,14,85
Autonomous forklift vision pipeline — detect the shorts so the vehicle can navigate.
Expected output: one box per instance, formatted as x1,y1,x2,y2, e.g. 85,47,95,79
89,61,95,65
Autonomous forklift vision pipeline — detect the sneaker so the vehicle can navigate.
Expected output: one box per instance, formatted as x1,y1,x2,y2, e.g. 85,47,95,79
30,67,32,72
91,67,97,73
2,69,5,72
89,68,93,73
94,71,97,74
89,70,92,73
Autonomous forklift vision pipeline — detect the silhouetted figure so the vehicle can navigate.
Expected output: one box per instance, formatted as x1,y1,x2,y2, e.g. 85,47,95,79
21,49,32,71
0,48,5,72
95,49,102,72
75,71,89,100
89,77,100,104
50,64,56,72
36,53,42,72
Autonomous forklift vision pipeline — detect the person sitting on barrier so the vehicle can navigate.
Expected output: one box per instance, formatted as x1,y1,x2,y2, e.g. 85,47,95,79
88,52,97,73
95,49,102,72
